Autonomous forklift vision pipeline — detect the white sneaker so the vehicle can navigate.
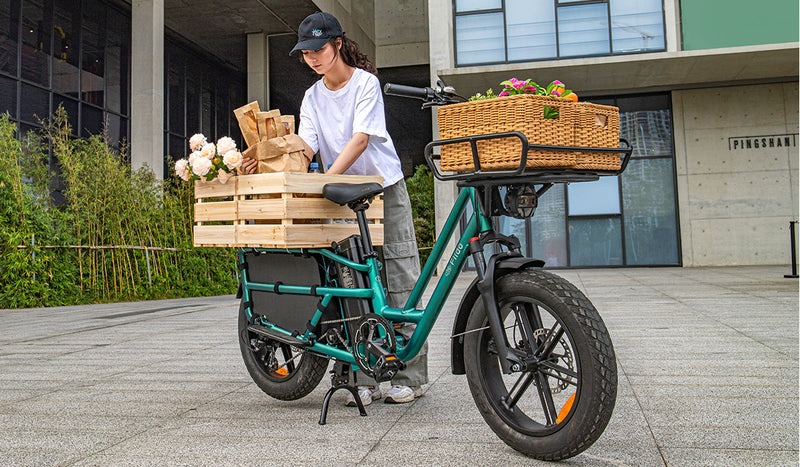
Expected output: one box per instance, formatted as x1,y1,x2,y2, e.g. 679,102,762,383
345,386,381,407
383,385,422,404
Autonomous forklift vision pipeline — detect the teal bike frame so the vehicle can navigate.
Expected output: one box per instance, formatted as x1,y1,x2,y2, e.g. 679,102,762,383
238,185,491,366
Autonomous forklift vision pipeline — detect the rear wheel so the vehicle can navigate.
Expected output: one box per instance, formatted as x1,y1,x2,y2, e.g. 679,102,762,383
238,302,328,400
464,270,617,460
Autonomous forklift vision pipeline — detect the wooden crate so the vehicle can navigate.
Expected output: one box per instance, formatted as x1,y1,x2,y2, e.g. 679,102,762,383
193,172,384,248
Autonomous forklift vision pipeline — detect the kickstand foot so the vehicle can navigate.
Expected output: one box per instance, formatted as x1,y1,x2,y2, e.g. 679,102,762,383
318,362,367,425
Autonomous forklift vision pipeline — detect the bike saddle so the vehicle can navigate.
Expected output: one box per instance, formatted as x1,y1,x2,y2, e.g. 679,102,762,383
322,183,383,207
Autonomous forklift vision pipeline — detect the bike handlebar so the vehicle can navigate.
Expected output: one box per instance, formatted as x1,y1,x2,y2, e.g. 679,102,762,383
383,83,431,100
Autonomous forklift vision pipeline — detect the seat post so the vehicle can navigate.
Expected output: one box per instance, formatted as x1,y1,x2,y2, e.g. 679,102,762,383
352,205,374,257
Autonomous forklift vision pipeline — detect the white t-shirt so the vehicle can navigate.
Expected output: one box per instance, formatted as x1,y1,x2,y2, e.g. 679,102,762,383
298,68,403,187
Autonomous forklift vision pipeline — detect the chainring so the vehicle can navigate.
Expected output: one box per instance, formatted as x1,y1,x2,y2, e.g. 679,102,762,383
352,313,397,378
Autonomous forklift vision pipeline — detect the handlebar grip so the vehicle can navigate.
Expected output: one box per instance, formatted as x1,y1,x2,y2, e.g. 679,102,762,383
384,83,430,100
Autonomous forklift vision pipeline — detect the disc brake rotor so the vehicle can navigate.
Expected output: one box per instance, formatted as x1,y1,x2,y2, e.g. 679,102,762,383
533,328,574,393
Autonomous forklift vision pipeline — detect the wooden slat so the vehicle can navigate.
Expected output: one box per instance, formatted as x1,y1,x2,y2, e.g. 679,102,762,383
194,201,237,222
193,225,236,247
194,178,237,199
237,198,383,220
237,224,384,247
236,172,383,196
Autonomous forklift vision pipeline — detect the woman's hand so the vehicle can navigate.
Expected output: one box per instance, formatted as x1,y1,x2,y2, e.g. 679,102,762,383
239,157,258,175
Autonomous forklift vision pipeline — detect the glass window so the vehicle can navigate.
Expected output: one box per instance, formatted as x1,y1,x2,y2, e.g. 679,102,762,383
0,0,20,76
168,133,186,162
21,0,50,86
186,73,199,134
455,12,505,65
105,7,129,115
200,78,212,136
506,0,556,61
0,74,16,117
622,157,678,265
51,0,79,97
610,0,664,52
530,184,567,267
455,0,501,12
168,58,185,136
104,111,126,148
80,103,102,137
568,217,623,266
567,176,620,215
557,3,610,57
52,93,77,130
620,109,673,158
81,0,104,105
215,81,228,139
19,82,47,123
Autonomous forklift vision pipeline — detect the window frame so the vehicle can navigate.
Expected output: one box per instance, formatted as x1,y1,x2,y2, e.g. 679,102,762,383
453,0,667,67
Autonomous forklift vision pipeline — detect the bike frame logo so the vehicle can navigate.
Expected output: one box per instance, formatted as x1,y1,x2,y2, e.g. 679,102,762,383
444,242,465,277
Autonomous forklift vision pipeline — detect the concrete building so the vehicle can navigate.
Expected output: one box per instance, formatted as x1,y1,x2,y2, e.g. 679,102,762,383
1,0,796,267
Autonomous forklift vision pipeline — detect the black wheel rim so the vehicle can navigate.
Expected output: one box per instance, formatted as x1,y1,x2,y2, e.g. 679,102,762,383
249,334,304,382
477,295,581,437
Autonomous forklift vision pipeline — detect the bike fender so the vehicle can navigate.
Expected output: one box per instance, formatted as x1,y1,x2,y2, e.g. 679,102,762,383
450,257,544,375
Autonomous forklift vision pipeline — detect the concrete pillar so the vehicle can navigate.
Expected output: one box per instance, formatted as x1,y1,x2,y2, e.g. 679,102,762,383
428,0,458,274
130,0,164,179
247,32,269,109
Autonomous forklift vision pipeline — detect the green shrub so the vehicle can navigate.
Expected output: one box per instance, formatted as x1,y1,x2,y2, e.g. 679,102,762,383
0,109,235,309
406,164,435,268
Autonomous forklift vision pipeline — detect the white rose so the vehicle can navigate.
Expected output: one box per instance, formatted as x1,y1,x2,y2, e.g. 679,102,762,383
217,169,233,184
174,159,190,181
189,133,207,152
216,136,236,155
199,143,216,159
188,151,200,165
191,157,212,177
223,150,243,169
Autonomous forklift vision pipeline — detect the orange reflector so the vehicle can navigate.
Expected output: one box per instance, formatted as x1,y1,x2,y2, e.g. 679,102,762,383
469,237,480,242
385,356,396,360
272,367,289,377
556,393,575,424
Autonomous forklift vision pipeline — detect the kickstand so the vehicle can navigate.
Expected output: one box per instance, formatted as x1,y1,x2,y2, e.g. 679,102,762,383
319,362,367,425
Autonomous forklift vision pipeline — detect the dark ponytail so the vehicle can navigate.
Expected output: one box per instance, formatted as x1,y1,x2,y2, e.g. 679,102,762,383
337,34,376,75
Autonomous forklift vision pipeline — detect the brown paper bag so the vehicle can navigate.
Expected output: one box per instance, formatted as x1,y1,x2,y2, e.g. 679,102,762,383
256,110,281,141
243,134,309,174
280,115,295,135
233,101,261,148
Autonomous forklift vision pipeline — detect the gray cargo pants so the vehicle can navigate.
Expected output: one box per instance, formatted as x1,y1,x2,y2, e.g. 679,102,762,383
352,179,428,388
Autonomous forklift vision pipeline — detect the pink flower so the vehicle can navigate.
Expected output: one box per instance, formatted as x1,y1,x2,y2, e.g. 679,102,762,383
223,150,243,170
551,89,563,97
523,84,537,93
189,133,207,152
191,157,212,177
499,90,510,97
174,159,190,181
217,169,233,184
551,80,564,86
216,136,236,155
199,143,216,160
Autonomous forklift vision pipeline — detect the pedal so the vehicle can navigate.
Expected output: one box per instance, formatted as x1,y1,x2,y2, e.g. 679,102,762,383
373,354,406,382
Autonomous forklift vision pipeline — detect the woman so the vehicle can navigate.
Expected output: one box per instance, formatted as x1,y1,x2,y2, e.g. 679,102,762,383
278,11,427,406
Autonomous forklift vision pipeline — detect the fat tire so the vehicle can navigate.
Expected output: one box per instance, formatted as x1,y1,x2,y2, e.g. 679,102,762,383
463,269,617,460
238,302,328,401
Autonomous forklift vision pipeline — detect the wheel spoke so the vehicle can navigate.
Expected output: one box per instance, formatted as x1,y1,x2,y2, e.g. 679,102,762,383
280,344,296,373
535,371,558,425
539,360,578,380
514,304,538,350
536,323,565,361
506,372,536,409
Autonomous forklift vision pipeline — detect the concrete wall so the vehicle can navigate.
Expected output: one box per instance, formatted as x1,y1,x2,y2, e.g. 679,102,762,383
313,0,376,62
374,0,429,68
673,82,799,266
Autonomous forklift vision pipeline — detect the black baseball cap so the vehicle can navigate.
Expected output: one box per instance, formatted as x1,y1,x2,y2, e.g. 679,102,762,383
289,12,343,55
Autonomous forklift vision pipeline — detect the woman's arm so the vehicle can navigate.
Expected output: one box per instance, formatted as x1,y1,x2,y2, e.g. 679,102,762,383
325,132,369,174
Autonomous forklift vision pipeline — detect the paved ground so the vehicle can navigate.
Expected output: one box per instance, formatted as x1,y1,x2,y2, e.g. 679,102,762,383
0,266,797,466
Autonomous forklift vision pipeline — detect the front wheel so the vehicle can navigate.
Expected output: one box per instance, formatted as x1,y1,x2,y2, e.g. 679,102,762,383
463,270,617,460
238,302,328,400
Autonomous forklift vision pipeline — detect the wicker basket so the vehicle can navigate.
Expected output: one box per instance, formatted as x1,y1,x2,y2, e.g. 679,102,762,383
573,102,621,170
437,94,578,172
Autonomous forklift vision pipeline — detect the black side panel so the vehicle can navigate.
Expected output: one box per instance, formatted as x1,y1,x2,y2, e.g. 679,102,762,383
245,252,322,334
